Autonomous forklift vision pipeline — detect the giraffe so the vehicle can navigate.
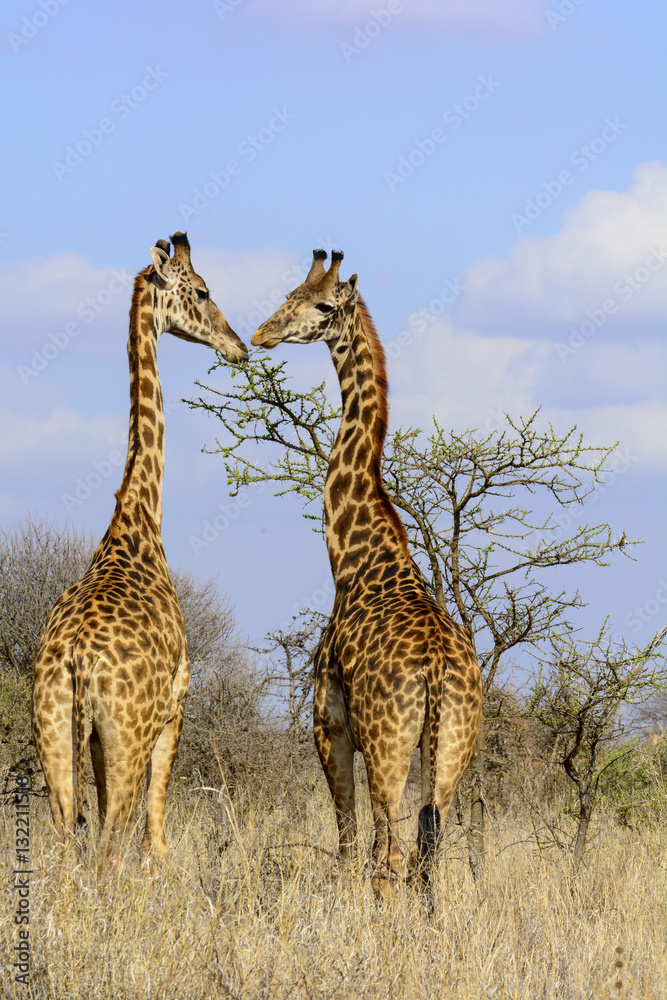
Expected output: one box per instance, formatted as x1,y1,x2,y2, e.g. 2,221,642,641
32,232,248,859
251,250,482,897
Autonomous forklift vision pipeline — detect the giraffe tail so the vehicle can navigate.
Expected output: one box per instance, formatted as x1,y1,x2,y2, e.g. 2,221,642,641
417,654,443,877
73,649,95,831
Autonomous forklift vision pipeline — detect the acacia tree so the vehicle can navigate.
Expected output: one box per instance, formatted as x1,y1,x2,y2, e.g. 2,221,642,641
189,352,636,869
528,624,666,874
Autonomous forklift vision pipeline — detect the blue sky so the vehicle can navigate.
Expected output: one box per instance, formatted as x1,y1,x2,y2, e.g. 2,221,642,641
1,0,665,660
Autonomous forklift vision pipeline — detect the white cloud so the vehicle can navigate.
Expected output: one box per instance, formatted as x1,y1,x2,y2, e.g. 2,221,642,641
544,338,666,408
386,317,667,468
388,318,543,431
0,244,303,363
456,162,667,331
247,0,544,42
384,163,666,468
0,406,124,462
0,253,133,326
548,401,667,469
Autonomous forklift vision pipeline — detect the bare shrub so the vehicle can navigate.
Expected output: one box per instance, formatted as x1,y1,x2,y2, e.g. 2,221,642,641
174,572,270,792
0,515,95,677
0,672,39,798
178,599,323,822
256,609,328,739
633,688,667,733
481,684,566,812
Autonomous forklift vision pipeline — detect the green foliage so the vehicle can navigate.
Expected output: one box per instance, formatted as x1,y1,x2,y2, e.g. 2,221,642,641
189,351,636,691
190,352,336,513
529,625,666,791
528,625,666,869
597,737,667,824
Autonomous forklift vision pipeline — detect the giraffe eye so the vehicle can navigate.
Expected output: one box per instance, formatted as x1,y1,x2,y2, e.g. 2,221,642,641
196,289,209,301
316,303,333,313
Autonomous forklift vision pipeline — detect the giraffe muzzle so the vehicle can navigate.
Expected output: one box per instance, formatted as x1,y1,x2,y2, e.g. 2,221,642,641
251,328,280,349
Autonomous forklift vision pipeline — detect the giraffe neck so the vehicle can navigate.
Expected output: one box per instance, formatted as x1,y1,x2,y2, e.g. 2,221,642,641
114,271,165,526
324,298,408,586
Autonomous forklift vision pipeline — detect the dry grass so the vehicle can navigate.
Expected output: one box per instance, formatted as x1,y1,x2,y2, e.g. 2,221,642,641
1,753,665,1000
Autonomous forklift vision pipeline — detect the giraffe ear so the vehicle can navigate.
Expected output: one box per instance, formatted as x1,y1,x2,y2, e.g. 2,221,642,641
148,246,177,289
344,274,359,306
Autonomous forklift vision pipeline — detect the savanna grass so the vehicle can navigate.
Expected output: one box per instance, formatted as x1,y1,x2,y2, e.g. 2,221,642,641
1,756,664,999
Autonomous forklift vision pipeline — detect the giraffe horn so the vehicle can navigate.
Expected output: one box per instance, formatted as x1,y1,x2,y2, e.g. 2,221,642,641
155,239,171,256
322,250,344,289
170,231,191,262
305,249,328,284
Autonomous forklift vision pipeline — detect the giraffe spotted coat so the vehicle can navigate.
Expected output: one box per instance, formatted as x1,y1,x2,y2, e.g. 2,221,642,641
252,250,482,896
32,233,247,857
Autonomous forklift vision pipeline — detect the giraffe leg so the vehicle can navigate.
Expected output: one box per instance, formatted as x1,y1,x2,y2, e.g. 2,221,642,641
97,750,151,858
89,727,107,829
141,698,186,859
316,723,357,858
32,664,77,844
94,710,153,858
406,721,442,886
409,710,480,885
365,760,411,902
314,671,357,858
141,655,189,859
432,725,478,829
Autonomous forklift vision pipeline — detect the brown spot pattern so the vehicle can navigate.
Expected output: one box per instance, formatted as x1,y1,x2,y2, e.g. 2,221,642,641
32,236,247,860
252,258,482,899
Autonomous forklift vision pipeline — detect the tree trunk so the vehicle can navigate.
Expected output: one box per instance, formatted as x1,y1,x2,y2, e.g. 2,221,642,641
467,716,486,880
570,779,593,876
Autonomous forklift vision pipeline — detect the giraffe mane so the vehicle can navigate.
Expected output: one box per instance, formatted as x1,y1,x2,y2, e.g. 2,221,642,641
356,296,409,553
113,267,153,515
130,265,152,317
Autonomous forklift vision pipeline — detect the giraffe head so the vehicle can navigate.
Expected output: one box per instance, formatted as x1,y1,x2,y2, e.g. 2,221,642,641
251,250,358,351
147,232,248,362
